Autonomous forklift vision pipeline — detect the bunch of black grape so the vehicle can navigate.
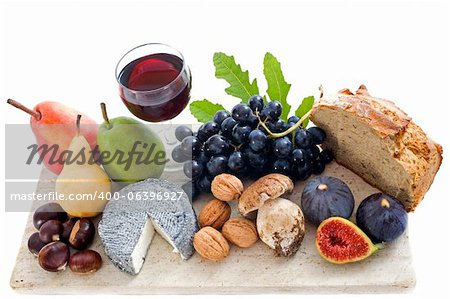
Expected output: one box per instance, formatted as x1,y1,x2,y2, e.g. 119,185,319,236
173,95,334,197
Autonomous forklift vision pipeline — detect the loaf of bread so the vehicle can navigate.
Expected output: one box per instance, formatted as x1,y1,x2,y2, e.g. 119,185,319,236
310,85,442,211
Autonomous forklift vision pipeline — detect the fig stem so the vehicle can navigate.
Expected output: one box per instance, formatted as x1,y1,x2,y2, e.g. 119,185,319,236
375,242,385,250
257,109,313,139
100,102,111,129
317,184,328,191
6,99,42,120
76,114,82,136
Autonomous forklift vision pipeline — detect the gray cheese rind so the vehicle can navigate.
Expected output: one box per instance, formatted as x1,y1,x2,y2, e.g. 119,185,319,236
98,179,198,275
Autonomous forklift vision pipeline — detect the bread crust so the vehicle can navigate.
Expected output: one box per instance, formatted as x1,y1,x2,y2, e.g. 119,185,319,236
310,85,443,211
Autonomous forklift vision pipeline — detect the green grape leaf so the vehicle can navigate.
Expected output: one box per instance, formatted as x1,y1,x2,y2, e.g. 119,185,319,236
189,99,226,123
263,52,292,120
294,96,315,128
213,52,259,102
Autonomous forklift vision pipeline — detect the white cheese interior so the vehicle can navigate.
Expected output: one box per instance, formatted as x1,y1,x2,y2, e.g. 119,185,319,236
131,219,156,274
151,220,181,256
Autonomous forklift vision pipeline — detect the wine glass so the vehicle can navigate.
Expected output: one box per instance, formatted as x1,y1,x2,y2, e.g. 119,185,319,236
115,43,191,123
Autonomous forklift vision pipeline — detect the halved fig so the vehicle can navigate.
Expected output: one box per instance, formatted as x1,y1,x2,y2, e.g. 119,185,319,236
315,217,382,264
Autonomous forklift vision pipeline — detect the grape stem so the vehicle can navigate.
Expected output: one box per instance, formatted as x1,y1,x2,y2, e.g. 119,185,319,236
257,109,313,139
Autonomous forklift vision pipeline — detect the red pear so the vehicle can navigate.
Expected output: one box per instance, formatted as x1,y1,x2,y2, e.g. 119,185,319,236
7,99,98,174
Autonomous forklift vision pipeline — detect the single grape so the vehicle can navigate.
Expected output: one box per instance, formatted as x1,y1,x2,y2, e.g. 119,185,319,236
231,104,253,122
183,160,203,179
312,159,325,175
292,163,312,181
220,117,238,137
232,124,252,144
248,129,267,152
228,151,246,173
195,150,209,165
266,121,277,133
181,180,199,203
206,155,228,177
247,114,259,128
304,145,320,161
291,148,307,165
197,121,220,142
271,159,291,176
171,144,190,163
196,175,212,193
260,100,282,120
288,115,300,124
272,137,292,158
181,136,202,157
175,125,193,142
204,135,232,157
294,129,313,149
213,110,230,126
267,119,288,133
307,127,326,145
248,95,264,112
244,148,268,169
319,149,334,164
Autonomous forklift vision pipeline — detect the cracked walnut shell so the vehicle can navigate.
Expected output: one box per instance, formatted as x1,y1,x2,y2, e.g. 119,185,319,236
198,199,231,229
193,227,229,261
211,174,244,202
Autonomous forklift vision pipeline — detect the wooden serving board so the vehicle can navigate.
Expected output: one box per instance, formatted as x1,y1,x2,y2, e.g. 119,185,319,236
10,162,415,294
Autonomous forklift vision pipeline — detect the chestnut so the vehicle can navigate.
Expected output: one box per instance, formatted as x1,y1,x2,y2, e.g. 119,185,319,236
33,202,67,229
61,218,79,243
39,220,63,243
69,218,95,250
69,250,102,274
38,241,70,272
27,232,46,256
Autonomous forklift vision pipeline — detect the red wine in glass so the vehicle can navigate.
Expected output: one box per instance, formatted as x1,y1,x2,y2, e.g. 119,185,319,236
116,44,191,122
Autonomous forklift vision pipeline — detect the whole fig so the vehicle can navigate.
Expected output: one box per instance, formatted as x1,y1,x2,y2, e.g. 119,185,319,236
356,193,407,242
301,176,354,226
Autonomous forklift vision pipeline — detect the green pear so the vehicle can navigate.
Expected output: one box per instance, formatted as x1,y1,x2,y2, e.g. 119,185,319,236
97,103,166,184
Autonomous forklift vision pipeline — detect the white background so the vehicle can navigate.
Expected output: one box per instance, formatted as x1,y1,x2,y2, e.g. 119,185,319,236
1,0,449,298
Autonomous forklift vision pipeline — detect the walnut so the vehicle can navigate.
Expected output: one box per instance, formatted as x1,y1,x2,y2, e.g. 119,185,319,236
193,227,229,261
211,174,244,202
198,199,231,229
222,218,258,248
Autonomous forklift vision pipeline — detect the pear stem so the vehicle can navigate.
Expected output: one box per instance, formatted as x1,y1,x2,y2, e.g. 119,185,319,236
100,102,111,129
76,114,82,136
6,99,42,120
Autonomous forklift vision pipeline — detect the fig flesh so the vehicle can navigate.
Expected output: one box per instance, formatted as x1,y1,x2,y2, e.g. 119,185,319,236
315,217,381,264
